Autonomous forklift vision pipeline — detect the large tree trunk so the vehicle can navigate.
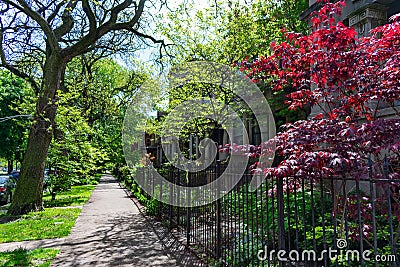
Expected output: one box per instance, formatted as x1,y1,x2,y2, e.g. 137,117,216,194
8,53,65,215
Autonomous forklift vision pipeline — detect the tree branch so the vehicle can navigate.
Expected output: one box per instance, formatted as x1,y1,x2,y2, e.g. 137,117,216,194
108,0,134,24
0,26,40,93
54,0,78,40
82,0,97,35
61,0,146,60
37,0,56,16
9,0,59,51
118,28,173,59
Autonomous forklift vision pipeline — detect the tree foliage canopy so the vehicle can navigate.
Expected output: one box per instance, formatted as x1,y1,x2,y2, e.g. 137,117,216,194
0,70,33,165
155,0,309,140
159,0,308,64
0,0,164,215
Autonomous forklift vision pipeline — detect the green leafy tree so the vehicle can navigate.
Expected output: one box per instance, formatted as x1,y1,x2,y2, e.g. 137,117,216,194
159,0,308,64
46,90,106,200
45,56,150,199
156,0,309,138
0,0,167,215
64,57,150,170
0,70,33,172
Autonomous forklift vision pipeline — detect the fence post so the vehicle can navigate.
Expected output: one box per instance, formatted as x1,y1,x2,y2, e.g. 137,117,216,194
158,164,163,219
186,172,191,247
368,156,378,267
169,164,174,229
216,160,222,259
354,159,365,266
177,164,180,226
277,176,286,265
383,155,398,267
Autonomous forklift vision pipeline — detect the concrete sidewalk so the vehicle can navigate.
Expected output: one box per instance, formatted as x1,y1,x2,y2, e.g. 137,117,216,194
50,174,178,266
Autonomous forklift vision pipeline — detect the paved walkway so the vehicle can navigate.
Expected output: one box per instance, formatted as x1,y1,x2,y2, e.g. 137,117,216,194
0,175,178,266
51,174,177,266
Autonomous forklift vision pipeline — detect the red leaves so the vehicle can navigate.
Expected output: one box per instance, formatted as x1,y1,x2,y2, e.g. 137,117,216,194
314,113,324,120
230,117,400,183
241,0,400,117
311,17,320,27
233,1,400,199
329,112,338,120
389,13,400,22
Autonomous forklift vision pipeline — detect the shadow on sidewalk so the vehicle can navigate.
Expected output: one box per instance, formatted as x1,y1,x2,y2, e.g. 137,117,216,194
52,212,177,266
129,197,207,267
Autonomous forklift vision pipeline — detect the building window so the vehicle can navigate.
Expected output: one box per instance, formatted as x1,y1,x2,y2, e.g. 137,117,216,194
252,125,261,145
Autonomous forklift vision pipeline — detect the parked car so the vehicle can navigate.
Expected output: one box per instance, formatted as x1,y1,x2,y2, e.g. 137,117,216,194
9,170,20,181
0,175,16,205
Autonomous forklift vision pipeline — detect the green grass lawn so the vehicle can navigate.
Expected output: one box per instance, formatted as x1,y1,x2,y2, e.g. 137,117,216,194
0,248,59,267
0,184,96,243
43,185,96,208
0,208,81,243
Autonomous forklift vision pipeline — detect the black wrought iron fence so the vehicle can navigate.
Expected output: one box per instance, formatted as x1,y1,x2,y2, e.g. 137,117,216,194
137,159,400,267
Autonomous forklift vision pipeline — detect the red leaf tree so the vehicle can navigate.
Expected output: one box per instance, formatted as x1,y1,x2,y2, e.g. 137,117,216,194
238,0,400,181
224,1,400,234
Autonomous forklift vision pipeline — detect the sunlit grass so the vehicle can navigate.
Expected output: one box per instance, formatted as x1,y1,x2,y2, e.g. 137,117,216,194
0,183,96,244
0,208,80,243
43,185,96,208
0,248,59,267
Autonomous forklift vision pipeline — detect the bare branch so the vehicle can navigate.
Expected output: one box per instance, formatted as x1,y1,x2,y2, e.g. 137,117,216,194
37,0,55,16
47,2,65,23
5,0,59,50
62,0,146,59
82,0,96,35
108,0,134,24
0,24,40,93
54,0,78,40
